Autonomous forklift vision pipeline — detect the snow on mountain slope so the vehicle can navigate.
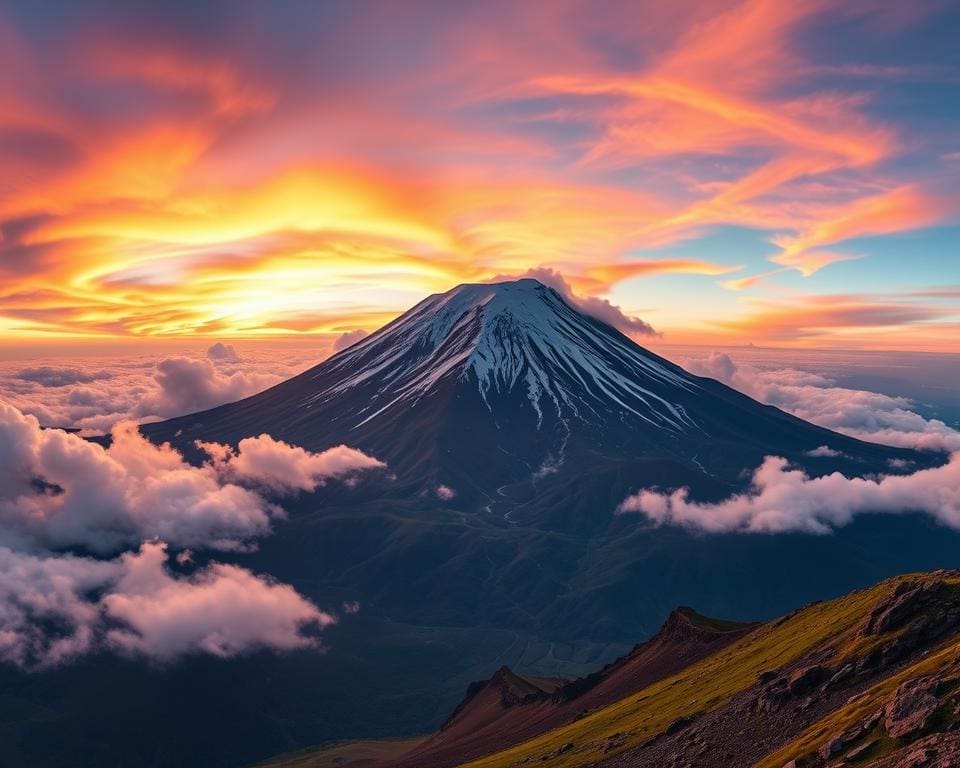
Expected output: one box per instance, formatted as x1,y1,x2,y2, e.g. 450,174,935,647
307,279,700,432
142,278,923,523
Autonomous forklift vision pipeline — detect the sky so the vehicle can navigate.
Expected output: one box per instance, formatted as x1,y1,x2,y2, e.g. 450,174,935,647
1,0,959,352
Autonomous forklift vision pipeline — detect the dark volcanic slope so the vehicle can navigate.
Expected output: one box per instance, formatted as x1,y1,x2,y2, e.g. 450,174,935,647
143,278,919,533
383,608,755,768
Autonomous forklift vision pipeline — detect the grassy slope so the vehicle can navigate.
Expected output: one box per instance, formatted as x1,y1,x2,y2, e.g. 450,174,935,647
757,628,960,767
459,581,891,768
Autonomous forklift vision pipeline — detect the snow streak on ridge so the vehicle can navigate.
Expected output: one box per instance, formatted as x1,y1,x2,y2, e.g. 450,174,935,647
305,279,701,432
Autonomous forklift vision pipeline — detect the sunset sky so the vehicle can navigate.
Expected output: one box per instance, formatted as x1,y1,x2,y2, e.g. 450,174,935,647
1,0,958,352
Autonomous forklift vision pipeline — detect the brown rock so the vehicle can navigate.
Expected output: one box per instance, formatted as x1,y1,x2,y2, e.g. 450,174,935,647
819,734,846,759
863,732,960,767
825,662,856,690
788,663,829,695
884,676,940,740
861,579,944,636
861,708,884,732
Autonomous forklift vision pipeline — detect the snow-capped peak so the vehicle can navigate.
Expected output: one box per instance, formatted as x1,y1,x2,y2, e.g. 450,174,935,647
306,279,701,432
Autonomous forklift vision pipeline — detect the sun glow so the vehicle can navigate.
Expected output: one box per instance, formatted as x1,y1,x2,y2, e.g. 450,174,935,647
0,1,956,350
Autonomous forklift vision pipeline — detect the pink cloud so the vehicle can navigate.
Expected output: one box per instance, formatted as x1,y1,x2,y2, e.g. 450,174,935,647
138,356,280,419
0,400,380,669
0,401,384,553
805,445,843,458
206,342,240,362
0,545,118,668
0,542,330,669
494,267,658,337
435,484,456,501
199,434,385,494
103,542,332,660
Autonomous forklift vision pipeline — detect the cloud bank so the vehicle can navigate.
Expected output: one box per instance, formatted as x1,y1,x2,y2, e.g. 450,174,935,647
0,345,315,434
138,356,281,419
685,352,960,453
0,403,382,553
206,342,241,362
0,401,382,668
200,434,385,494
619,452,960,535
617,350,960,535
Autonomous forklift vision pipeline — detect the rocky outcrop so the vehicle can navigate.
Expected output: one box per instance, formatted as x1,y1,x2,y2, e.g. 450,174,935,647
864,732,960,768
817,708,884,761
757,663,832,712
861,579,943,636
884,676,941,740
440,666,560,731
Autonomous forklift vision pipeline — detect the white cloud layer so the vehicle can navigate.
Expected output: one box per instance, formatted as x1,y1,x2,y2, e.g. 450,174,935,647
200,434,384,494
0,401,382,668
137,356,282,420
0,344,316,434
684,352,960,453
618,350,960,535
0,403,383,553
619,451,960,535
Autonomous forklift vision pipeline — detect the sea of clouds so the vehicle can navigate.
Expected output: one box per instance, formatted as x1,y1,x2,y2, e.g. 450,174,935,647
0,342,384,669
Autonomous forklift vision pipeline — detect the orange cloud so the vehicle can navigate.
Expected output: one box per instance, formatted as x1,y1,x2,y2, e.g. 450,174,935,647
714,294,956,349
771,186,952,263
0,1,955,351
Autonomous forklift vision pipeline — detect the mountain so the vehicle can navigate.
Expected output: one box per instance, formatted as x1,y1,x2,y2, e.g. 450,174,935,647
261,570,960,768
144,278,916,532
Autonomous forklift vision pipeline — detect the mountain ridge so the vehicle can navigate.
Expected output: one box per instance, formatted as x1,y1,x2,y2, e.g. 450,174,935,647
377,607,755,768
